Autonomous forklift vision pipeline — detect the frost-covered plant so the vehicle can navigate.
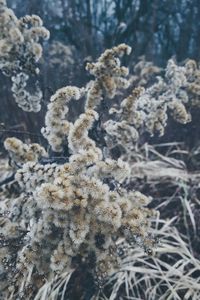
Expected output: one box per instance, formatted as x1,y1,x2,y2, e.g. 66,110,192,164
105,58,193,157
42,43,131,152
85,43,131,109
0,44,158,300
1,41,199,300
4,137,47,165
0,0,49,112
41,86,85,152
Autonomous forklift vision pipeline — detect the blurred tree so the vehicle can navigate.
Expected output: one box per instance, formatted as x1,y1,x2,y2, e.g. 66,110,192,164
7,0,200,64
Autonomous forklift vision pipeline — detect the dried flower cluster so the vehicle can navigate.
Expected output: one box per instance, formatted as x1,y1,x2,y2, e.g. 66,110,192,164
0,0,49,111
104,59,193,156
41,86,85,152
185,59,200,107
4,137,47,165
0,44,159,299
1,130,156,298
85,44,131,109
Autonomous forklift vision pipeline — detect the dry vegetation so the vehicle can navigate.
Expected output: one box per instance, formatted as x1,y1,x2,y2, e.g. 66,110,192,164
0,1,200,300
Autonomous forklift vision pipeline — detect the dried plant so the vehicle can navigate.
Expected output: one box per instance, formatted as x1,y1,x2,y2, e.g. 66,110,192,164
0,44,158,300
0,4,200,298
0,0,49,112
